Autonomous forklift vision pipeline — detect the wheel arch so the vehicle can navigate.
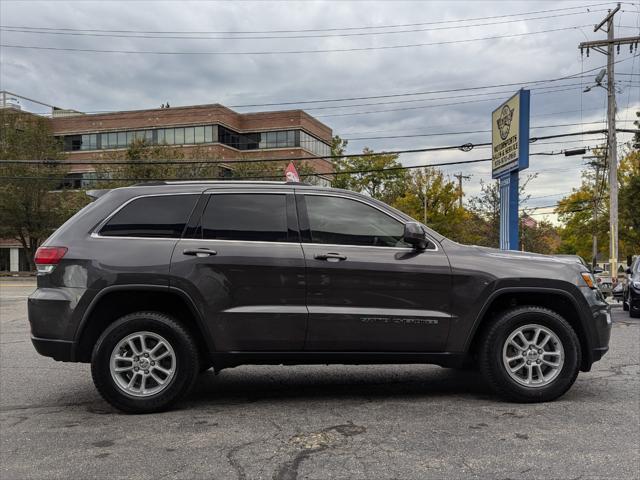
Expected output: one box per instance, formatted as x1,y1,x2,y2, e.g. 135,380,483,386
73,285,212,363
465,287,595,371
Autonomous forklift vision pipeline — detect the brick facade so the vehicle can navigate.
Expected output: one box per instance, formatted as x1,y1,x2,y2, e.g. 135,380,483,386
50,104,334,176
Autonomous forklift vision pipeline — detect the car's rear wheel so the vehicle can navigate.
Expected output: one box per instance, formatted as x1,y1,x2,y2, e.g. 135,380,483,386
479,306,581,403
91,311,199,413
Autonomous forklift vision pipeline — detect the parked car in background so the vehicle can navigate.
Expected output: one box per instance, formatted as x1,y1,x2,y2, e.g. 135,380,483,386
594,271,613,298
612,282,624,302
28,181,612,413
623,256,640,318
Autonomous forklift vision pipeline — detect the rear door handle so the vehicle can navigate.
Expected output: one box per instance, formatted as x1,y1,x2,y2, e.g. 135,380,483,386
314,253,347,261
183,248,217,257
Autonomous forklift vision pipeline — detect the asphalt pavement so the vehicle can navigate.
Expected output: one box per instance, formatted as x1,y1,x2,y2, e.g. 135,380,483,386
1,279,638,479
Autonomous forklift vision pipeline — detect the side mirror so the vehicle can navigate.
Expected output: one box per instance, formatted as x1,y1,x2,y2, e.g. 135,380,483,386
627,268,633,275
403,222,428,250
593,267,604,274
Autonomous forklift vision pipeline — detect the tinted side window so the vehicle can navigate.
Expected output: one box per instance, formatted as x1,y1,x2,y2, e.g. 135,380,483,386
100,195,198,238
305,195,406,247
199,194,288,242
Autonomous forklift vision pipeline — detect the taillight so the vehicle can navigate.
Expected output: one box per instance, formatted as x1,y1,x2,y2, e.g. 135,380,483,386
34,246,68,274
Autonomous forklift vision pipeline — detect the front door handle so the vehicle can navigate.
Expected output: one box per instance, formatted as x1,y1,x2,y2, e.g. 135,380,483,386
314,253,347,262
183,248,217,257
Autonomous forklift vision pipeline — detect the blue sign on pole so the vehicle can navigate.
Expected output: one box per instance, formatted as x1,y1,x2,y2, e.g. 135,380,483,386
492,89,530,250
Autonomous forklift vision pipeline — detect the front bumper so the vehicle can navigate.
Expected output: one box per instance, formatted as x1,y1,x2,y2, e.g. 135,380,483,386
579,286,611,370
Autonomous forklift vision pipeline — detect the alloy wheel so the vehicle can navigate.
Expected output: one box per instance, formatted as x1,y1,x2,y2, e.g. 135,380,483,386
109,331,176,397
502,324,564,388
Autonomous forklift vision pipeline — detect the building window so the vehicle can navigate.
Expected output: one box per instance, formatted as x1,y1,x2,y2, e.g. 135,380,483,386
175,128,185,145
204,125,214,143
300,131,330,157
80,134,97,150
194,126,205,144
266,131,277,148
184,127,195,144
62,125,329,155
56,172,97,189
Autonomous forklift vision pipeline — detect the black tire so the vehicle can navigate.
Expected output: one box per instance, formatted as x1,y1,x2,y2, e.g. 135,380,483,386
479,306,581,403
91,311,199,413
622,298,629,311
630,305,640,318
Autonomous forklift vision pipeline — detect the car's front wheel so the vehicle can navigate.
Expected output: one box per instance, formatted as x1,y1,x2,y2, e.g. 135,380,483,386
479,306,581,403
91,311,199,413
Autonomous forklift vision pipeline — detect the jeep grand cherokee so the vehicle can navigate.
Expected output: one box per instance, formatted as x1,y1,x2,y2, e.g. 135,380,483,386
28,181,611,413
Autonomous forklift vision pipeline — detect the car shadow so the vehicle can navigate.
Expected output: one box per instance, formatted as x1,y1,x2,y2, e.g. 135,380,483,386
185,365,493,406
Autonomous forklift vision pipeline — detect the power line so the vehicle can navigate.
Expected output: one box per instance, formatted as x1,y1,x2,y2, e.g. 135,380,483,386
0,130,617,167
15,78,636,129
0,10,609,41
0,25,595,56
0,158,494,183
345,121,633,142
0,3,614,35
10,58,636,117
18,84,595,124
15,78,600,118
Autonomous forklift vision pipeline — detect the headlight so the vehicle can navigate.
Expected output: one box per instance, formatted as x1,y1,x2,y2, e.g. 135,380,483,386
581,272,597,289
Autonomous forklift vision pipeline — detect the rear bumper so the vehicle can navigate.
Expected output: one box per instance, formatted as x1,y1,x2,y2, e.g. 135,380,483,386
31,336,74,362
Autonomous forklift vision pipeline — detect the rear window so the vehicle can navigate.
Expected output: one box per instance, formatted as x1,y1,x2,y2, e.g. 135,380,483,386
198,193,289,242
100,194,198,238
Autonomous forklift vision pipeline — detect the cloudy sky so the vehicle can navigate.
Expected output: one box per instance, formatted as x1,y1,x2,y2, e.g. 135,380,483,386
1,0,638,221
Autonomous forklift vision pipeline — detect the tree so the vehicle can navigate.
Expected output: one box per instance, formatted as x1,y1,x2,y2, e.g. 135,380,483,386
0,110,87,270
331,135,348,157
468,174,537,248
331,147,407,204
95,140,223,187
520,218,561,254
468,180,501,247
618,149,640,257
228,158,317,182
556,140,640,262
390,167,485,243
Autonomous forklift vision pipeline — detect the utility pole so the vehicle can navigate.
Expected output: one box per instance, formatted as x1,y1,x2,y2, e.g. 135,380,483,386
453,172,471,209
585,156,606,270
579,3,640,284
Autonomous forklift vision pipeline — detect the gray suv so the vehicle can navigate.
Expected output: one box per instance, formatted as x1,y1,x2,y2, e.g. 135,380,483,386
28,181,611,413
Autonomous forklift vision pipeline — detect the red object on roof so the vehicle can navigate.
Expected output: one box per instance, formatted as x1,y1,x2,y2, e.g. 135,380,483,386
285,162,300,183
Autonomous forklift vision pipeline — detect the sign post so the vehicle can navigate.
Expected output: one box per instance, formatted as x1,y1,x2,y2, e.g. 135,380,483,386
491,89,530,250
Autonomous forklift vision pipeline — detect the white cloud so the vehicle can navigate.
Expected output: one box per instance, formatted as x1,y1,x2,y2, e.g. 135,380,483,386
1,0,638,217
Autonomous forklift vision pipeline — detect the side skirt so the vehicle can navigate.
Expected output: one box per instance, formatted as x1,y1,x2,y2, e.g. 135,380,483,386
209,351,466,371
